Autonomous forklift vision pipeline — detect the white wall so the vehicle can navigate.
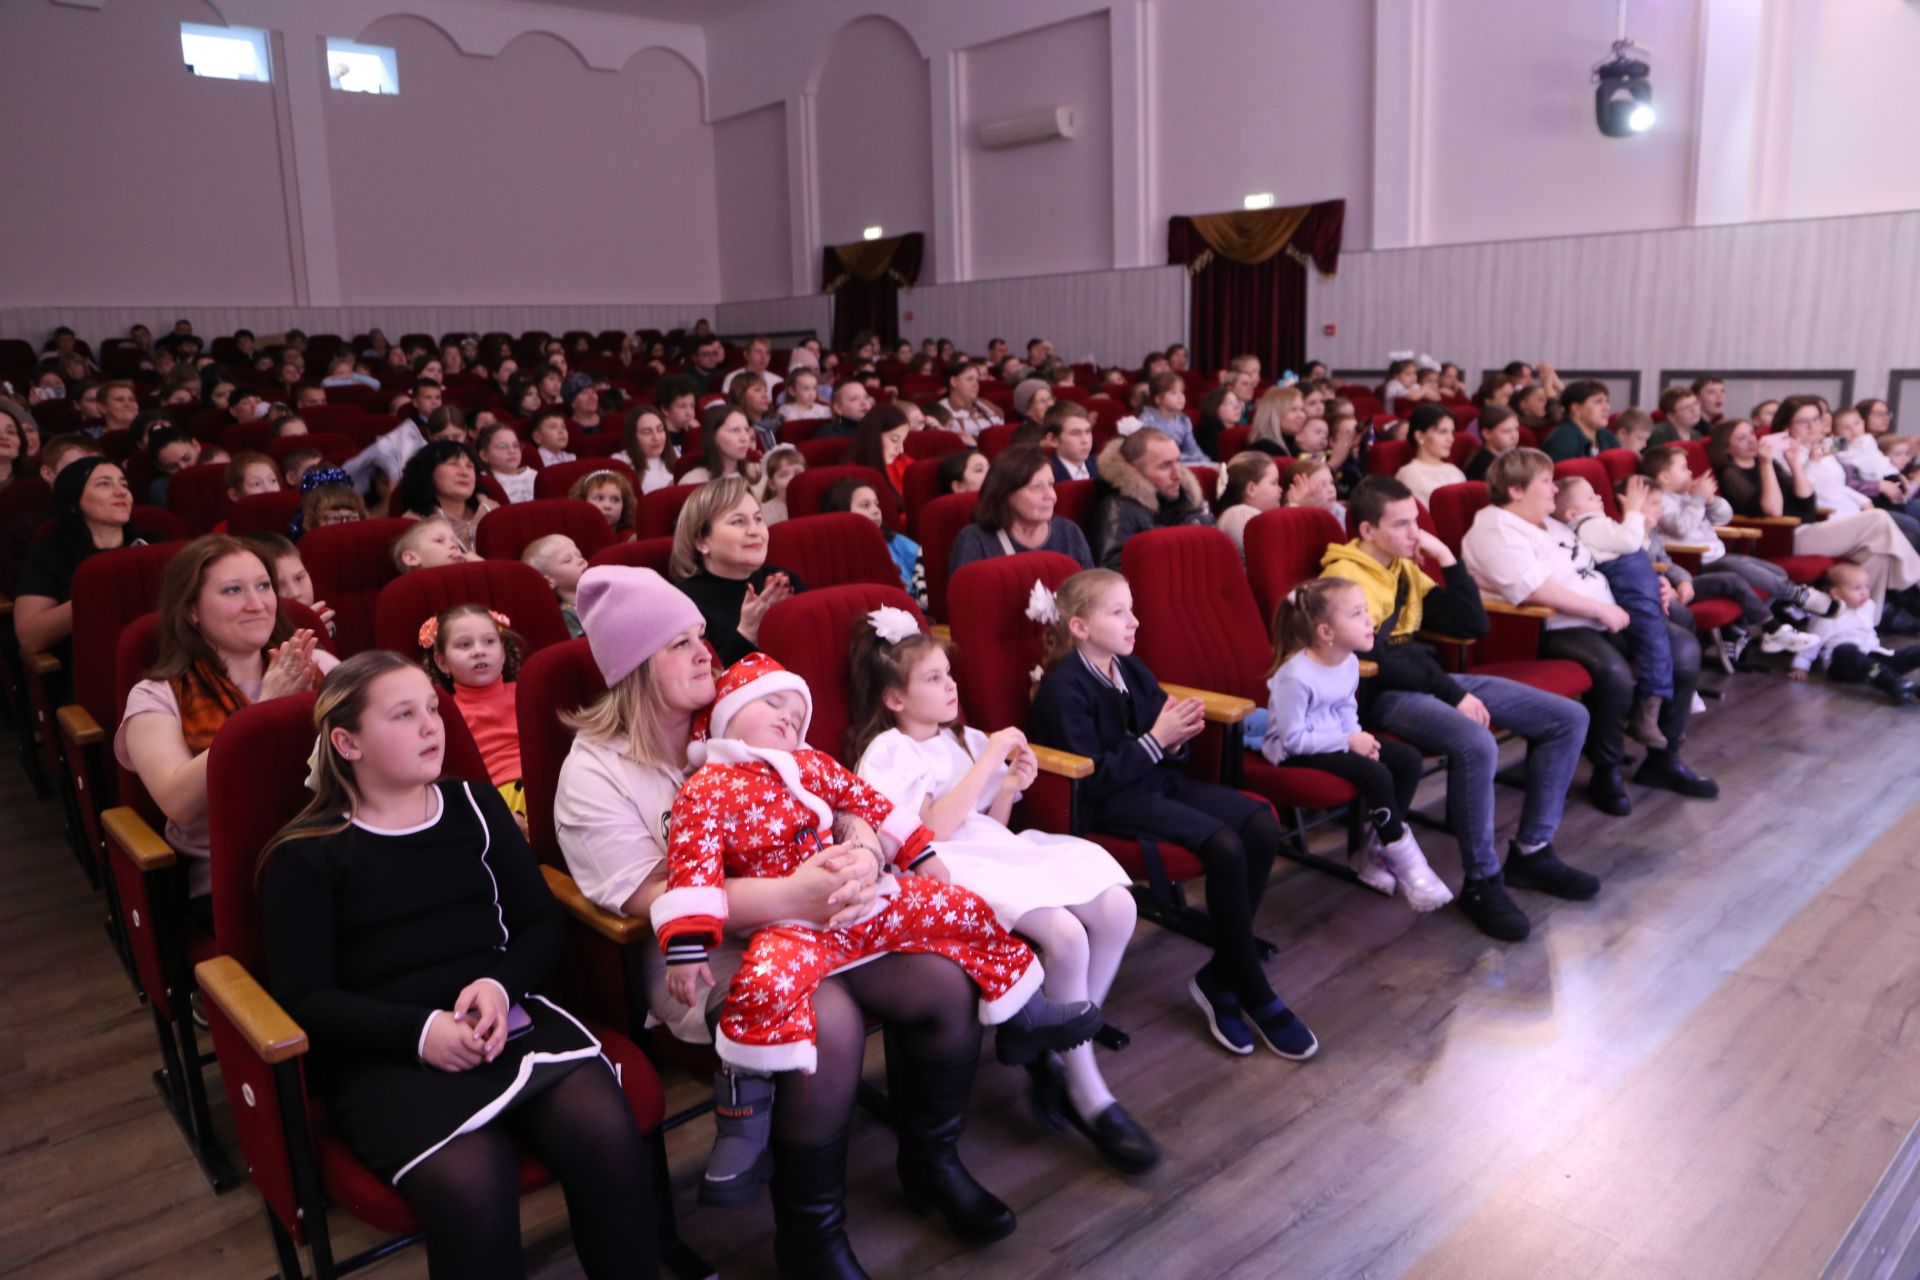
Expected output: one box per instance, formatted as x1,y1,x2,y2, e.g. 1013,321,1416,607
811,17,936,275
961,13,1114,280
1305,209,1920,407
900,265,1186,367
713,102,793,301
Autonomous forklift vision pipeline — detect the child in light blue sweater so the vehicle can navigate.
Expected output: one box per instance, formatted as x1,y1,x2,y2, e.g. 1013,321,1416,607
1262,577,1449,911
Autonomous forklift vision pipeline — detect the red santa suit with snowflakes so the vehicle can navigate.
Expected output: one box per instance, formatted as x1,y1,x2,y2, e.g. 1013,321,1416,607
651,654,1045,1074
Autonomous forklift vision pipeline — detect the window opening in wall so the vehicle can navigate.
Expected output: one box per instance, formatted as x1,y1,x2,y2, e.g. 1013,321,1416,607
327,38,399,95
180,23,271,82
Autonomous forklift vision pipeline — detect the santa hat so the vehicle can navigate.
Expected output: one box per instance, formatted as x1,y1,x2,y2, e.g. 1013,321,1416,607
690,653,813,764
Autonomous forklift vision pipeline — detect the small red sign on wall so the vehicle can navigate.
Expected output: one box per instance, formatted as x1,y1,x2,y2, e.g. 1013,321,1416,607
1322,323,1336,337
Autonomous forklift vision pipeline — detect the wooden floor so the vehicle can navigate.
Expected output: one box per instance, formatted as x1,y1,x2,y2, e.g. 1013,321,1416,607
5,666,1920,1279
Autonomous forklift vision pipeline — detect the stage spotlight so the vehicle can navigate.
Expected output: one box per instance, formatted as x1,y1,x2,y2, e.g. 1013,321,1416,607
1593,40,1654,138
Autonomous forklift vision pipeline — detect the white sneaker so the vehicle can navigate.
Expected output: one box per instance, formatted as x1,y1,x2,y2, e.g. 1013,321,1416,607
1348,834,1397,897
1760,624,1823,655
1376,831,1454,912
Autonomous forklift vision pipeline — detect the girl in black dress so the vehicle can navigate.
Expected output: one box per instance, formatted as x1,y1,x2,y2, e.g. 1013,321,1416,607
259,651,654,1280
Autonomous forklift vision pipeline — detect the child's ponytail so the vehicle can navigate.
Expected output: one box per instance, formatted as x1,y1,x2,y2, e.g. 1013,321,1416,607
1039,568,1126,672
1267,577,1357,676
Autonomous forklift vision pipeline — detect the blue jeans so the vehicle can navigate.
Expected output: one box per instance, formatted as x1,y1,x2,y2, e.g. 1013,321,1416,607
1543,620,1702,770
1369,676,1588,879
1594,551,1673,700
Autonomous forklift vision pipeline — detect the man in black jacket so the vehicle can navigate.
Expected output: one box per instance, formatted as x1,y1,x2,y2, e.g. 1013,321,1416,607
1318,476,1595,942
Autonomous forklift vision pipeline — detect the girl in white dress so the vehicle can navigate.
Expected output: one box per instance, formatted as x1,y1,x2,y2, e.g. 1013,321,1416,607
847,607,1157,1173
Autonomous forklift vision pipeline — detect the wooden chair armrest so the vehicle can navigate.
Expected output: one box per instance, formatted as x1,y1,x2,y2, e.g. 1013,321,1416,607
1160,682,1254,725
1031,745,1093,780
1730,515,1801,529
1484,599,1556,620
1416,631,1475,648
929,623,952,644
57,702,104,747
540,864,646,946
1816,507,1834,518
1714,525,1763,540
27,651,61,676
194,955,308,1064
1357,659,1379,678
103,805,174,871
1662,543,1711,557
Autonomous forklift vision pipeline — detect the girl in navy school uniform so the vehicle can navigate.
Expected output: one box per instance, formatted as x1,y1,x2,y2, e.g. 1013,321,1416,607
1027,568,1318,1061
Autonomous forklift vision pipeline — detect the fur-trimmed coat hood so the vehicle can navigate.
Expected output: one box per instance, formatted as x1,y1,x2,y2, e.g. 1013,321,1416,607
1090,438,1213,568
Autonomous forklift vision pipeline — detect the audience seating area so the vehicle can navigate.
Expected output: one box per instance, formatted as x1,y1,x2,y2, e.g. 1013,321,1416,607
3,316,1916,1280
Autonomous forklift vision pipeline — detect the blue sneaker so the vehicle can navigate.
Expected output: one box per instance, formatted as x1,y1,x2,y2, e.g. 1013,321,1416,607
1247,999,1319,1061
1188,971,1254,1055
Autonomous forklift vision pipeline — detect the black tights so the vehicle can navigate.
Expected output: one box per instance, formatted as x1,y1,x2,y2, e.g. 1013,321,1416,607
1194,808,1282,1008
770,953,981,1146
399,1062,656,1280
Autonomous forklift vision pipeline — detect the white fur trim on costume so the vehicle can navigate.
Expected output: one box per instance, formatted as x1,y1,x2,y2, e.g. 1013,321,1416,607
699,740,833,831
649,885,729,932
716,1026,818,1076
709,669,812,745
876,804,924,852
976,954,1046,1026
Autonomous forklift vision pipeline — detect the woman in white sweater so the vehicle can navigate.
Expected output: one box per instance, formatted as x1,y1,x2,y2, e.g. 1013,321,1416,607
1395,404,1467,509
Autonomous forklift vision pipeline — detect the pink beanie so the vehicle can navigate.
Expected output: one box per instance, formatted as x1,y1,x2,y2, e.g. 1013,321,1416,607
575,565,705,686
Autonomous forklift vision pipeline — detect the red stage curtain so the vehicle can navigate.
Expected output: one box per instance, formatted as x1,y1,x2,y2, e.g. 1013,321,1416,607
822,232,924,353
1167,200,1344,378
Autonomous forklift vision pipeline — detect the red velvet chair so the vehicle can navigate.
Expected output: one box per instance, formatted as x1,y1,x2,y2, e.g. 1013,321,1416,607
166,462,235,535
786,465,896,524
101,600,331,1190
587,536,673,575
373,561,571,658
976,423,1018,460
796,438,853,469
944,551,1226,950
1216,425,1252,460
196,692,696,1280
1425,483,1595,699
1123,527,1367,879
903,429,966,461
534,457,637,502
757,582,921,760
299,518,411,656
1553,457,1622,520
1053,478,1097,538
766,513,901,591
918,492,980,621
1243,507,1347,629
57,542,186,885
900,457,947,536
776,417,829,445
474,498,615,563
1367,438,1414,477
228,490,304,537
636,483,700,539
1597,448,1641,488
268,431,359,465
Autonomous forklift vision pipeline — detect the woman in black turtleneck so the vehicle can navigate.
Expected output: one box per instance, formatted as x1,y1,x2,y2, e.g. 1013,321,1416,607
667,475,808,665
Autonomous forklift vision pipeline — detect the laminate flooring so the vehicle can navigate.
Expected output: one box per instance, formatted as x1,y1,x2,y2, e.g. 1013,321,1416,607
4,666,1919,1279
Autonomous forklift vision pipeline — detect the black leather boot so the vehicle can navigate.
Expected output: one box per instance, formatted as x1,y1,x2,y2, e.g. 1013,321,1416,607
895,1054,1017,1242
771,1129,870,1279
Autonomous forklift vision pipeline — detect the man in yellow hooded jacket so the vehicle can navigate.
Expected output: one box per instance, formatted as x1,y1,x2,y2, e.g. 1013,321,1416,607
1316,476,1593,944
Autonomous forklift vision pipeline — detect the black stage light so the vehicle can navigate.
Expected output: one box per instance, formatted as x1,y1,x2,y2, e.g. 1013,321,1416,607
1593,40,1655,137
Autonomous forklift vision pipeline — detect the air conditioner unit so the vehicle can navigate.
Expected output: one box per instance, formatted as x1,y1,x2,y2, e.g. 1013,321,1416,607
978,105,1076,150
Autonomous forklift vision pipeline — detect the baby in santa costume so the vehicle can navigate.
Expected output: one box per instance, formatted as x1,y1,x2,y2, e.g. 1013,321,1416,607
656,652,1104,1197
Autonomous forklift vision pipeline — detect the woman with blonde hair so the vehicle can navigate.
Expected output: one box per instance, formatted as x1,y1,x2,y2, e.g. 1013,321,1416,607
668,476,807,663
1249,386,1307,457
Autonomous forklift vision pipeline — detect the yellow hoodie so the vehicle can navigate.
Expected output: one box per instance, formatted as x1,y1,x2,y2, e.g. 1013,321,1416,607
1319,540,1435,640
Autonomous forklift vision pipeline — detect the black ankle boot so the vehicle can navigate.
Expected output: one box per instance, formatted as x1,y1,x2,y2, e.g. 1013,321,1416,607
771,1130,870,1280
1868,662,1918,706
895,1054,1017,1242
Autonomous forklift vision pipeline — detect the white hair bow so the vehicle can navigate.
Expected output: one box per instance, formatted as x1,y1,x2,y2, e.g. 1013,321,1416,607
1025,579,1059,626
867,605,920,645
1115,415,1144,437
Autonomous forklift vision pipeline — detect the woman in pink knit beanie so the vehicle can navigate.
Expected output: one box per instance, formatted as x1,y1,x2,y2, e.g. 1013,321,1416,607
552,567,1002,1276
